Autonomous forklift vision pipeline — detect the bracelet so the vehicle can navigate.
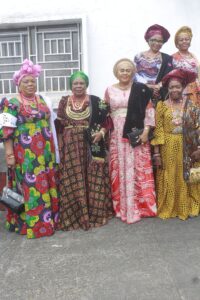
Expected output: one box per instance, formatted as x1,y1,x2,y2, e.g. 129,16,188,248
153,153,160,157
100,129,105,139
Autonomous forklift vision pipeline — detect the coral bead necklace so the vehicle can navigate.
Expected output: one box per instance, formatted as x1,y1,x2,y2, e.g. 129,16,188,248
20,93,39,114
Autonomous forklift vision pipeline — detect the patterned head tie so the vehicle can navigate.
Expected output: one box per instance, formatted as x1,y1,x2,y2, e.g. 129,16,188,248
13,59,42,86
174,26,193,46
144,24,170,43
69,71,89,90
162,69,197,88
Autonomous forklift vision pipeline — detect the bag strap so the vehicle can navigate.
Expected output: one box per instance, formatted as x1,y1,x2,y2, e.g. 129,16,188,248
7,168,16,189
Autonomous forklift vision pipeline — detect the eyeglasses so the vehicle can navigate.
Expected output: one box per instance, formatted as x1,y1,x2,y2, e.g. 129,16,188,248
149,39,163,44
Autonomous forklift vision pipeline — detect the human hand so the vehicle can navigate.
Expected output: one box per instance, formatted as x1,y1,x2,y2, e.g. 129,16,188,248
153,154,162,168
92,131,103,143
191,149,200,162
6,154,16,168
147,84,160,98
139,130,149,144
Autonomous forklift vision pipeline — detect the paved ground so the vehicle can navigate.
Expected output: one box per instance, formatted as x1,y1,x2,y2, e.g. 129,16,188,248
1,147,200,300
1,212,200,300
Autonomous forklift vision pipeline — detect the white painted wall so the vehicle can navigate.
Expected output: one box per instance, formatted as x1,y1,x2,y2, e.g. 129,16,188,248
0,0,200,99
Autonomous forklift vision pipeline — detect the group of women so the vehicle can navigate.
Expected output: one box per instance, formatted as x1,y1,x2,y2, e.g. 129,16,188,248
0,24,200,239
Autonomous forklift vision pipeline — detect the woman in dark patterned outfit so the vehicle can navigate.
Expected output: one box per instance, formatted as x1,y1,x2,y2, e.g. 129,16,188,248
56,71,113,231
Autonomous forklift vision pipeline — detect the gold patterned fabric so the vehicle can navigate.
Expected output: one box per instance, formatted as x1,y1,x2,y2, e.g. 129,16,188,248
151,101,200,220
56,96,114,231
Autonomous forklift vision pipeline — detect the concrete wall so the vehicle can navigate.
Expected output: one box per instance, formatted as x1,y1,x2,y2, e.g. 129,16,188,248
0,0,199,99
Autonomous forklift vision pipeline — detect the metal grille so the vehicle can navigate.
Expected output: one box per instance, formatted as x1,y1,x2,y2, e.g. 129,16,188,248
0,22,82,99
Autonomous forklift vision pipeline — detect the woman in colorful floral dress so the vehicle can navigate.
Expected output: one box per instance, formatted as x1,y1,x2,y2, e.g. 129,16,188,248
104,58,157,224
55,71,113,231
0,59,59,239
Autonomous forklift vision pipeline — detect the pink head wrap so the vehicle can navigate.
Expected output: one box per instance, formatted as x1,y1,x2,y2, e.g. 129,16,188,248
162,69,197,88
13,59,42,86
144,24,170,43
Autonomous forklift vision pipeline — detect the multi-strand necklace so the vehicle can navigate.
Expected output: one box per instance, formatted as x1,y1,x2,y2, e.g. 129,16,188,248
20,93,39,115
70,95,88,111
66,95,90,120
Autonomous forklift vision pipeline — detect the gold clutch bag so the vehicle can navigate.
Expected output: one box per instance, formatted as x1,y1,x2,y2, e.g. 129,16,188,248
189,167,200,184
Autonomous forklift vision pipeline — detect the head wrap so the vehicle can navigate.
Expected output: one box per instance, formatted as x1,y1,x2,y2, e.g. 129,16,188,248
144,24,170,43
174,26,193,47
113,58,136,78
162,69,197,88
69,71,89,90
13,59,42,86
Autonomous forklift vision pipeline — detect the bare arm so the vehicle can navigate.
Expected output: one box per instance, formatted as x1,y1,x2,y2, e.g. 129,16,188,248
4,139,15,168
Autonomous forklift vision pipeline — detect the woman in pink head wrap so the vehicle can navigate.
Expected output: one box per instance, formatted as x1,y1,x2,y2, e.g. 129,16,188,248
0,59,59,239
134,24,173,106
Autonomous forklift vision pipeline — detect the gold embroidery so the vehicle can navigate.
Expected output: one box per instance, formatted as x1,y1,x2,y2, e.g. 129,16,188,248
66,101,90,120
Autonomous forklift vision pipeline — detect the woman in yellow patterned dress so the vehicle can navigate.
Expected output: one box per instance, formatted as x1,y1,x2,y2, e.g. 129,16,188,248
151,69,200,220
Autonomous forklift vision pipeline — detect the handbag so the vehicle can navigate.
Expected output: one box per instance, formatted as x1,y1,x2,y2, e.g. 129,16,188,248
0,187,24,214
84,127,93,144
0,169,24,214
127,128,154,148
188,167,200,184
84,127,106,159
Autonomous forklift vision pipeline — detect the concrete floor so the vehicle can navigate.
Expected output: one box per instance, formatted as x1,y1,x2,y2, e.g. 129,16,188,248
1,146,200,300
1,212,200,300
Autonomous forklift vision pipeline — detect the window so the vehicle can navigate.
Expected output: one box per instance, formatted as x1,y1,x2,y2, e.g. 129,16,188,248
0,20,83,106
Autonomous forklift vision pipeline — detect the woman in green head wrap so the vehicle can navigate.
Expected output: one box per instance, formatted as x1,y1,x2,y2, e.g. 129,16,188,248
69,71,89,90
55,70,114,231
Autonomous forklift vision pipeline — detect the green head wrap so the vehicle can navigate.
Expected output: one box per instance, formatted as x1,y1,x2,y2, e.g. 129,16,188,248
69,71,89,90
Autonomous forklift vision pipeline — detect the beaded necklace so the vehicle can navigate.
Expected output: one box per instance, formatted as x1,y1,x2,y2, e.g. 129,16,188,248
70,95,88,111
20,93,39,115
66,95,90,120
169,97,185,126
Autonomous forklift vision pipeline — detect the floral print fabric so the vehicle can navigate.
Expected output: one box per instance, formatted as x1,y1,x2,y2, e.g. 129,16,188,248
0,96,59,238
172,51,200,102
105,86,157,223
134,52,162,84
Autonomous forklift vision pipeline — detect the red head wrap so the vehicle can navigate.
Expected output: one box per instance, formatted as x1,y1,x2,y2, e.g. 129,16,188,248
162,69,197,88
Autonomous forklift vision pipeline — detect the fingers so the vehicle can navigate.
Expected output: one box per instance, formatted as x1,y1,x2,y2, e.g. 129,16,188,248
92,132,103,143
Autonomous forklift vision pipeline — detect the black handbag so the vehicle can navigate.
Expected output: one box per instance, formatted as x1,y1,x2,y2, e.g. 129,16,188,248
0,187,24,214
84,127,106,159
0,169,24,214
127,128,154,148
